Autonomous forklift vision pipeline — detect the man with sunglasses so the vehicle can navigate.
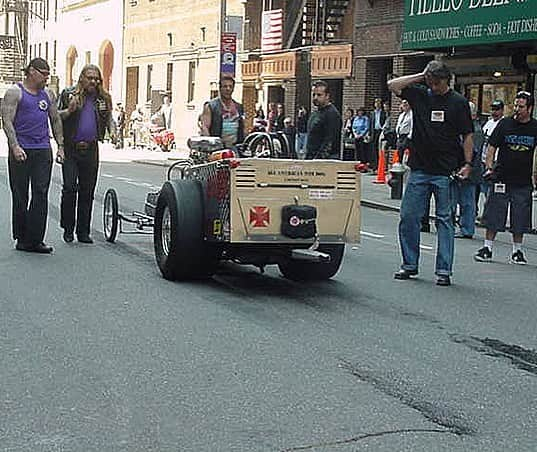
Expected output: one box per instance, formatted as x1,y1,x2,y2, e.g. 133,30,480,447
1,58,64,253
58,64,116,244
475,91,537,265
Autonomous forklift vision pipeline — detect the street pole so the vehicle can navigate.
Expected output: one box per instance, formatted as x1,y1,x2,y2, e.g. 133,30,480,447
218,0,227,82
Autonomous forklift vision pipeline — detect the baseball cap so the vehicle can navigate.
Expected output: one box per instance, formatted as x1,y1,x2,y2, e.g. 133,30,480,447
26,58,50,76
491,99,504,109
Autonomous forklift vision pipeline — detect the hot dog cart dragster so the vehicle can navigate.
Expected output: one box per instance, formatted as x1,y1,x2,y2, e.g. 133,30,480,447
102,132,361,281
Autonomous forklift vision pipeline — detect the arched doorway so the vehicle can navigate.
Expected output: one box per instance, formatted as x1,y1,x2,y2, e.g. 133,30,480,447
99,40,114,92
66,46,78,87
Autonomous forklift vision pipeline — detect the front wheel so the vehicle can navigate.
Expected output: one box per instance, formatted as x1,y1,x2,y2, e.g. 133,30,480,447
103,188,119,243
278,244,345,281
153,180,218,280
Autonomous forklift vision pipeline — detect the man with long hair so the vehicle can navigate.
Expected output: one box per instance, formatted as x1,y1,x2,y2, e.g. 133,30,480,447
58,64,116,244
1,58,64,253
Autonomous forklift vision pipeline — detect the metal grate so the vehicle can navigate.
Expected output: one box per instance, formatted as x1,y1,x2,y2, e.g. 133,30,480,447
235,168,256,188
336,171,357,190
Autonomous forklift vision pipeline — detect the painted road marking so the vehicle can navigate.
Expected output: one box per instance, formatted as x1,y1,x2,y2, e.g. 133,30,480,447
360,231,385,239
419,244,433,250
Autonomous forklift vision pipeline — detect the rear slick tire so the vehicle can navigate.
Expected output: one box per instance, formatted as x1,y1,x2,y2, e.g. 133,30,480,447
278,244,345,281
153,180,217,281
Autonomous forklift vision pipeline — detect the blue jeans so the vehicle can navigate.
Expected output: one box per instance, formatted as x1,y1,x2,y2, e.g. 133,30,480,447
455,182,476,236
296,133,307,158
399,170,456,276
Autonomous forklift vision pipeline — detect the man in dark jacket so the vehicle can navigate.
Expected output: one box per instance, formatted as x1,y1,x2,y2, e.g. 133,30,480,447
306,80,341,159
58,64,116,244
200,76,246,149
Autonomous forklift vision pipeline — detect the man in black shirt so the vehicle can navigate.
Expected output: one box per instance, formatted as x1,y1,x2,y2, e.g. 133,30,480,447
474,91,537,265
388,60,474,286
306,81,341,160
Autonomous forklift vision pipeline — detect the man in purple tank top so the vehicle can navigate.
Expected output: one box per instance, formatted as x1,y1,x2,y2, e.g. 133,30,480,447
1,58,64,253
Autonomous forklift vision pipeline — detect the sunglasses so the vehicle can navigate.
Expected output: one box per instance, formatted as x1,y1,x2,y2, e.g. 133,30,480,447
32,66,50,77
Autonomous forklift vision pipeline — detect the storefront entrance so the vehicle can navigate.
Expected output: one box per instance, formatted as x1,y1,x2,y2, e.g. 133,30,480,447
463,82,521,117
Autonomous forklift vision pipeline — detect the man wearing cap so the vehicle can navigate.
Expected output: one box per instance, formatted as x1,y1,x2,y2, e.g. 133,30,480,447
388,60,474,286
1,58,64,254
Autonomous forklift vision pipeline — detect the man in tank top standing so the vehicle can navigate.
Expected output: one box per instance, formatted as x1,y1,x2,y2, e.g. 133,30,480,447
1,58,64,253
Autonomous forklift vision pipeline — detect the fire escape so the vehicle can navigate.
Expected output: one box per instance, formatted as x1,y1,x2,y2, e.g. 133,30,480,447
284,0,351,49
0,0,29,84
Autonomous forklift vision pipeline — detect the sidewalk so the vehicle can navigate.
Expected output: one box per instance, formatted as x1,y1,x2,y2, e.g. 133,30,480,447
0,134,190,164
359,168,537,247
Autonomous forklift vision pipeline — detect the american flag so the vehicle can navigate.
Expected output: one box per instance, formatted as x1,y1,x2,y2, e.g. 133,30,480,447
261,9,283,52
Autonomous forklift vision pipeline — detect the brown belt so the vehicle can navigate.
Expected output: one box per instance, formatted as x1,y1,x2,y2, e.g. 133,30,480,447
74,141,96,150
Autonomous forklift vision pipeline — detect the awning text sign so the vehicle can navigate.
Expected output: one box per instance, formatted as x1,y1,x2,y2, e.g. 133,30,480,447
402,0,537,50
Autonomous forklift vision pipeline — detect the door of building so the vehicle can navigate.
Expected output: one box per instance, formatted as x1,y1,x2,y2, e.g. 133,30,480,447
125,66,139,119
326,79,343,115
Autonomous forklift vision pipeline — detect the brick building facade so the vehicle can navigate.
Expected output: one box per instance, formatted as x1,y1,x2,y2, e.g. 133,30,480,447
124,0,245,147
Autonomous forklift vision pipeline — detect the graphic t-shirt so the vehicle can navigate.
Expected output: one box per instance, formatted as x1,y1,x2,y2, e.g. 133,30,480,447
401,85,473,175
488,117,537,185
13,83,51,149
221,101,240,148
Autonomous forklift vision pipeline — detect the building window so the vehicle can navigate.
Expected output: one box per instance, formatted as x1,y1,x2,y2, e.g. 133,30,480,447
166,62,173,93
146,64,153,101
54,0,58,21
38,43,41,57
53,40,57,70
187,61,196,103
45,42,48,61
86,51,91,64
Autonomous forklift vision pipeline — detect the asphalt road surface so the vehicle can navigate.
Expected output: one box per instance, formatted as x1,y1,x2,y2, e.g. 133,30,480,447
1,158,537,451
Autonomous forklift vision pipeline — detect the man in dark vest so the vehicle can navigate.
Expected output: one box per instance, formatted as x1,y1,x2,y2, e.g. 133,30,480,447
200,76,246,149
58,64,116,244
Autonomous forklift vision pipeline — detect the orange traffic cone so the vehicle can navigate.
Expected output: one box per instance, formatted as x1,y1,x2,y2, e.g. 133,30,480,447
373,149,386,184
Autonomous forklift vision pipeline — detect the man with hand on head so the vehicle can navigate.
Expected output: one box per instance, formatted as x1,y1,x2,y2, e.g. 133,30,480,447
388,60,474,286
1,58,64,254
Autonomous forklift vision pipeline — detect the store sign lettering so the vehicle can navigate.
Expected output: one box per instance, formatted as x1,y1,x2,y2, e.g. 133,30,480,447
403,0,537,49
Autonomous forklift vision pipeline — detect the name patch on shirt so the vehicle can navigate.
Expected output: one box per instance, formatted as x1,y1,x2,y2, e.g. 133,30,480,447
431,110,445,122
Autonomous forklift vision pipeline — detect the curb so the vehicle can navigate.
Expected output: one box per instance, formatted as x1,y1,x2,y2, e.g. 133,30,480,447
132,159,173,167
360,199,400,213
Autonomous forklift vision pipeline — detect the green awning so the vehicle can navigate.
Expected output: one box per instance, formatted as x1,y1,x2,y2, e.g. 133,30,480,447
402,0,537,50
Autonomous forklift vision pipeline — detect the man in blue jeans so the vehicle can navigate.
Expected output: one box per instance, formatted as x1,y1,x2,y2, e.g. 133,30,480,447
387,61,474,286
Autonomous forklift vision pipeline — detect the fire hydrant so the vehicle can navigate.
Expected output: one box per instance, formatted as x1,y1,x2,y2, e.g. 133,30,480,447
388,162,407,200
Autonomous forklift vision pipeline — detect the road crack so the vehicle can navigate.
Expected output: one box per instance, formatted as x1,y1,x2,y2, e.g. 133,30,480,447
281,427,452,451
